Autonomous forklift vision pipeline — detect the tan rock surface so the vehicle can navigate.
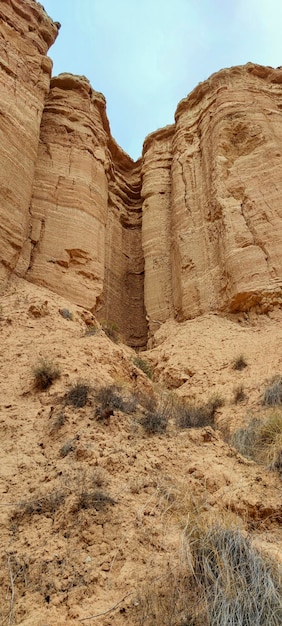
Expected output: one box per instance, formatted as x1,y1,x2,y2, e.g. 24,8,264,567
0,277,281,625
0,0,58,285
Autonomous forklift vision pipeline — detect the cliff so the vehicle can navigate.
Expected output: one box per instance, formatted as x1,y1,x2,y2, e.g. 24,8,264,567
2,1,282,346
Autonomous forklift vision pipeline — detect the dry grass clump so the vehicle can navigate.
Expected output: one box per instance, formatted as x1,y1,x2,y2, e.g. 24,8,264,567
231,412,282,474
65,381,90,408
59,439,75,458
33,358,61,390
233,385,246,404
141,408,169,434
135,524,282,626
232,354,248,371
59,307,74,320
11,491,65,523
95,384,137,420
177,396,223,429
191,525,282,625
77,490,116,511
262,376,282,406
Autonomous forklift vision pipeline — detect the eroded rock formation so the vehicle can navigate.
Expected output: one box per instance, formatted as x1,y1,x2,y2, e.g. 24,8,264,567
2,0,282,346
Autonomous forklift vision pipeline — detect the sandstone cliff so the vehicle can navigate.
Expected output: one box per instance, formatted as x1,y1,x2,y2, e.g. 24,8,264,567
2,0,282,346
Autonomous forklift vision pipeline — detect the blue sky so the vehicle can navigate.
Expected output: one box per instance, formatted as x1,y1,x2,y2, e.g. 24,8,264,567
42,0,282,160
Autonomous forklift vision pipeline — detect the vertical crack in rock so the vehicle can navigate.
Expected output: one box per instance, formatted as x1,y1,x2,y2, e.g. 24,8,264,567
2,3,282,339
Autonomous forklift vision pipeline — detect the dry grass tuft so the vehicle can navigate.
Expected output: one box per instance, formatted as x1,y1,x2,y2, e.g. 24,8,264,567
33,359,61,390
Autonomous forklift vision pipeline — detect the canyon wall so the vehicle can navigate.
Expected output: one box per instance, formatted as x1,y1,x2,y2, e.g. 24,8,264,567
0,0,58,284
2,0,282,345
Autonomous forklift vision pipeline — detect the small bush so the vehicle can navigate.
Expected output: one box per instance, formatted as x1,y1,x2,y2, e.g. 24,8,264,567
59,308,74,321
232,412,282,471
49,413,66,434
232,354,248,371
177,396,223,430
59,440,75,458
77,490,116,511
95,384,135,419
191,525,282,626
234,385,246,404
101,320,119,343
33,359,61,390
141,409,168,434
133,356,153,379
84,325,99,337
11,491,65,522
65,382,90,408
262,376,282,406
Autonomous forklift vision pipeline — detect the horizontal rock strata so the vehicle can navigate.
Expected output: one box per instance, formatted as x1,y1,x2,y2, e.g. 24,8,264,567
2,0,282,344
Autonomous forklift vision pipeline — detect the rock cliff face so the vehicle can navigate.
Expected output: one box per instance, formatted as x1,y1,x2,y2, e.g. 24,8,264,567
2,0,282,346
0,0,58,284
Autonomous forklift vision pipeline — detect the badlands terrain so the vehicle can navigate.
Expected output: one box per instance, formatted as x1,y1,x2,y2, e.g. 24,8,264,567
0,0,282,624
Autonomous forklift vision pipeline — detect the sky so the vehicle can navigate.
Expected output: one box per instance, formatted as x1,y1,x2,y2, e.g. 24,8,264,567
42,0,282,160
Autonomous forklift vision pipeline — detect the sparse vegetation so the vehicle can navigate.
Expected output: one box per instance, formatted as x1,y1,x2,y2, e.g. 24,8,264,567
232,354,248,371
262,376,282,406
135,524,282,626
133,355,153,379
49,412,66,434
141,408,169,434
234,384,246,404
11,491,65,522
101,320,119,343
95,384,136,420
33,358,61,390
231,412,282,473
77,490,116,511
65,381,90,408
84,325,99,336
59,440,75,458
177,396,223,429
59,308,74,320
191,525,282,626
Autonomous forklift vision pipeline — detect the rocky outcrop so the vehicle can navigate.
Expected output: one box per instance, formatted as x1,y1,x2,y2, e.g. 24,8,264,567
0,0,59,285
2,1,282,346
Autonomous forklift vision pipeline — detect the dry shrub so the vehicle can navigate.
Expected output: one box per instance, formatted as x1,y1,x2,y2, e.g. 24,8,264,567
177,396,223,429
77,490,116,511
134,524,282,626
232,355,248,371
65,381,90,408
233,385,246,404
191,525,282,626
231,412,282,473
11,491,65,523
33,359,61,390
59,439,75,458
262,376,282,406
95,384,137,419
141,408,169,434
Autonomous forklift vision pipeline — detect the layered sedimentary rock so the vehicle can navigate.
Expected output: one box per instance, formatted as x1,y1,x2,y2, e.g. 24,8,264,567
2,0,282,346
143,64,282,335
0,0,58,284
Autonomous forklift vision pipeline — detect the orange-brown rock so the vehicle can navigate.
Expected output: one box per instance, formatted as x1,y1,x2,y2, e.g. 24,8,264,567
143,64,282,335
0,0,59,284
2,0,282,347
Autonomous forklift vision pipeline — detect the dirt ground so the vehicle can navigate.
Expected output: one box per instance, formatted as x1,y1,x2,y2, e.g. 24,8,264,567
0,276,281,625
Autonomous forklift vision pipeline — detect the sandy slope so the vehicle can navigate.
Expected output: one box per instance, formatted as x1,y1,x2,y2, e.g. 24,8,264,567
0,277,281,625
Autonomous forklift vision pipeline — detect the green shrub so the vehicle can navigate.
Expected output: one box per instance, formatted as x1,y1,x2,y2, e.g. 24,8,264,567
33,359,61,390
101,320,119,343
133,356,153,379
